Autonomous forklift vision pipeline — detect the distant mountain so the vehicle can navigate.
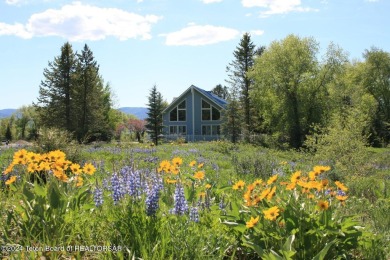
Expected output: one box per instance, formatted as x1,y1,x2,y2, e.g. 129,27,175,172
0,109,17,119
118,107,148,120
0,107,148,120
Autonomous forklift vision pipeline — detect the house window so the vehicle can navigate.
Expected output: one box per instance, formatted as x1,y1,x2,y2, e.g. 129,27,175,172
170,125,186,135
201,99,220,121
202,125,220,135
170,100,186,121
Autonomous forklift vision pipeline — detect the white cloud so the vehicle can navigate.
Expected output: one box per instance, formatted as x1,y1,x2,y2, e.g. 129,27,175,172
5,0,22,5
0,1,162,41
0,22,33,38
241,0,317,17
162,24,239,46
201,0,223,3
249,30,264,36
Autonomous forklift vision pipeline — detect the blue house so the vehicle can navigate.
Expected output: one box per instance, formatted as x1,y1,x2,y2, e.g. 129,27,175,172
162,85,227,141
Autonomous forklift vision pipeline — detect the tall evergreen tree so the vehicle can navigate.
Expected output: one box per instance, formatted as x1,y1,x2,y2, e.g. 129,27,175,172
145,85,164,146
5,123,12,141
74,44,111,141
35,43,113,142
226,33,264,141
35,42,77,131
212,84,229,99
222,87,242,143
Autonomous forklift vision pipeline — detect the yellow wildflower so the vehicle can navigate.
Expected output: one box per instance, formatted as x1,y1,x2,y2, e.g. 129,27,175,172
5,176,17,185
82,163,96,175
286,182,296,191
194,171,205,180
317,200,329,210
232,180,245,190
313,165,331,174
253,179,263,186
70,163,82,175
290,171,301,183
3,163,14,175
266,186,277,201
334,181,348,192
13,149,28,165
27,152,40,163
263,206,280,221
172,157,183,166
246,216,260,228
76,176,83,187
189,160,197,167
170,166,180,175
166,178,177,184
267,174,278,185
336,195,348,202
259,187,271,201
27,163,39,173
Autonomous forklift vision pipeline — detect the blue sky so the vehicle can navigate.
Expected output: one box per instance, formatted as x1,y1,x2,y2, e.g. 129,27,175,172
0,0,388,109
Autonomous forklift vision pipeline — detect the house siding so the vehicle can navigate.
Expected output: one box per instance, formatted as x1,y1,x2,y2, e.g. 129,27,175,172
162,85,226,142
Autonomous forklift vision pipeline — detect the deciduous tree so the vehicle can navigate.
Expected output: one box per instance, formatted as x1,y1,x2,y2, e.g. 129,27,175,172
250,35,347,148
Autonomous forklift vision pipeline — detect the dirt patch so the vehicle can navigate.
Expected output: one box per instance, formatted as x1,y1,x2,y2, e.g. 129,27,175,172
14,140,33,146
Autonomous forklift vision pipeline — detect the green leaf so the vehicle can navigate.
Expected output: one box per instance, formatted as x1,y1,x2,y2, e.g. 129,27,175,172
282,234,295,252
279,250,296,259
221,220,246,233
242,241,264,256
33,183,46,197
82,203,95,210
48,182,62,209
215,185,232,194
312,240,336,260
23,184,35,201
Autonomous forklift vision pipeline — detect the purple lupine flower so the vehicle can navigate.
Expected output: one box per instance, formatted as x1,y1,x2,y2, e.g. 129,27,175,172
172,184,188,215
188,149,199,154
189,207,200,223
127,169,143,199
93,187,104,207
102,178,110,190
111,173,122,204
337,190,346,196
145,183,160,216
219,197,225,210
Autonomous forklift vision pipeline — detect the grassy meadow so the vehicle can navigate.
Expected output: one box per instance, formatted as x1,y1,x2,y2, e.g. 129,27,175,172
1,141,389,259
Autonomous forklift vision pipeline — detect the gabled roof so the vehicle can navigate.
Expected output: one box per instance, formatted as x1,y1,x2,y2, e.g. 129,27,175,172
162,85,227,113
192,85,227,108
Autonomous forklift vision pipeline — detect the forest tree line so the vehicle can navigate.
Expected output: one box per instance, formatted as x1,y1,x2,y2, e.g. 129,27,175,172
1,33,389,148
216,33,390,148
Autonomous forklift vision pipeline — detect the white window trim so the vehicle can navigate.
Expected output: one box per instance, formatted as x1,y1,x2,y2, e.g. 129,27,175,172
169,125,187,135
169,100,187,122
201,98,220,122
201,124,220,136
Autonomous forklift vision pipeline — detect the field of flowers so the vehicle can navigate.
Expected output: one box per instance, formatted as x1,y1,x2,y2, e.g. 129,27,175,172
1,141,389,259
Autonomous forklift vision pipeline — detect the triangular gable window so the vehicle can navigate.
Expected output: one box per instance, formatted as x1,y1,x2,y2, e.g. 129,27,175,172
202,99,220,121
170,100,186,121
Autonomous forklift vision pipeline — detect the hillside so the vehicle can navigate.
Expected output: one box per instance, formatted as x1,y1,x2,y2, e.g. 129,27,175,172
118,107,148,120
0,109,17,119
